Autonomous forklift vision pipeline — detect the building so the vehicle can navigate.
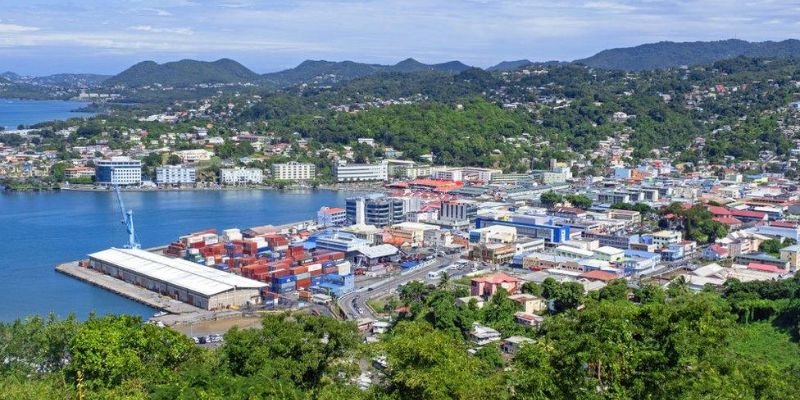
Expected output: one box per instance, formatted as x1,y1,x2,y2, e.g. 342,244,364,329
271,162,316,181
470,243,516,264
95,157,142,186
173,149,214,163
155,166,196,185
780,244,800,270
88,247,266,310
593,246,625,262
470,322,502,345
430,167,463,182
470,225,517,244
334,162,388,182
345,196,404,227
475,217,570,244
439,199,478,222
386,222,440,247
220,168,263,185
470,272,522,298
501,335,536,354
64,166,95,179
508,293,547,314
734,252,790,270
317,207,347,227
652,230,683,248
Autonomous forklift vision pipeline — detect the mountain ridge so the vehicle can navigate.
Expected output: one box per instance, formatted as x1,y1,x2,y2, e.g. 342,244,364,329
576,39,800,70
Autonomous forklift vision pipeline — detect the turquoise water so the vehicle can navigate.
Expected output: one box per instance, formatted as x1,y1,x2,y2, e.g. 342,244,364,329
0,190,348,321
0,98,95,129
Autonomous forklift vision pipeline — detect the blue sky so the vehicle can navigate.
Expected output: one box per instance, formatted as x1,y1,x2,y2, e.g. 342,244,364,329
1,0,799,75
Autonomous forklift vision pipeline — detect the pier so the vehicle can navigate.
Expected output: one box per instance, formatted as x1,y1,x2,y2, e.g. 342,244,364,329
56,260,202,315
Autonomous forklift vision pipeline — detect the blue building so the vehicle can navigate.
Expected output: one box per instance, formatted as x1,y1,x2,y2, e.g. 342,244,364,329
95,157,142,186
474,217,570,244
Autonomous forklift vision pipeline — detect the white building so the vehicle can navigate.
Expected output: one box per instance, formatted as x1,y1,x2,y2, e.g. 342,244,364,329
156,166,196,185
431,167,463,182
271,162,316,181
95,157,142,186
220,168,263,185
334,162,388,182
174,149,214,163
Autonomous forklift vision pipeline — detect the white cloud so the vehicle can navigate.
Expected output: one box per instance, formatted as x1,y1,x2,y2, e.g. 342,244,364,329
0,23,39,33
129,25,193,35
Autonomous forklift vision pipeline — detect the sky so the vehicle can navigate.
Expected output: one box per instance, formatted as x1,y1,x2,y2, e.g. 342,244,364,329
1,0,799,76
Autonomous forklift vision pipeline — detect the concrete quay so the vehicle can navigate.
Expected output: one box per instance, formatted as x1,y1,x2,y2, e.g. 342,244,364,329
56,261,202,315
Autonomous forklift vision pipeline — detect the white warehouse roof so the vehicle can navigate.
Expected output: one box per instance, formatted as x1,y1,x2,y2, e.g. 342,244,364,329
89,248,267,297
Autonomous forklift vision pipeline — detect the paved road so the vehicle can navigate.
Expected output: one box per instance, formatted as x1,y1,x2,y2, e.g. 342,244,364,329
338,255,460,320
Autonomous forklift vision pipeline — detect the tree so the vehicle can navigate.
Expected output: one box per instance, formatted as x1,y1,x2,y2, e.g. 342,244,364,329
759,238,785,256
381,321,502,399
540,191,563,208
50,162,67,182
167,154,182,165
565,194,593,209
598,279,629,301
551,282,584,313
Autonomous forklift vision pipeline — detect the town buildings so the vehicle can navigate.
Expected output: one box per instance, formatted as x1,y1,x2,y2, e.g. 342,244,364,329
220,168,263,185
95,157,142,186
334,162,388,182
156,166,196,185
271,161,316,181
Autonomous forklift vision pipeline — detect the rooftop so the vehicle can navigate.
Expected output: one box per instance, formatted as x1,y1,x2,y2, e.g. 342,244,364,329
89,248,266,297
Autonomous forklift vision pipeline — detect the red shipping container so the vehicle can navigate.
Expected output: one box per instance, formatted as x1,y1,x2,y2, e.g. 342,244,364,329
310,268,322,277
271,269,289,278
290,266,308,275
295,278,311,289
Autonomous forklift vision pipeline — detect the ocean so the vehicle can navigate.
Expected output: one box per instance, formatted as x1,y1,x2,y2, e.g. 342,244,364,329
0,190,350,321
0,98,95,129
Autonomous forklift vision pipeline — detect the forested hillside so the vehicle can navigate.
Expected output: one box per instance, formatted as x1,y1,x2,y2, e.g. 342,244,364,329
3,276,800,399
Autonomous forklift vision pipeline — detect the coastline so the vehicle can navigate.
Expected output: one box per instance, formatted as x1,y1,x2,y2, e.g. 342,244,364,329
58,182,387,193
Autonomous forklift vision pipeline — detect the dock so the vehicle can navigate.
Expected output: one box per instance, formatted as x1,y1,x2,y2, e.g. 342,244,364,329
56,260,202,315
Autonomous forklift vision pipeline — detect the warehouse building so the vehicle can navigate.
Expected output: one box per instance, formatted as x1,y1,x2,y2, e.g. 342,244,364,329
88,248,267,310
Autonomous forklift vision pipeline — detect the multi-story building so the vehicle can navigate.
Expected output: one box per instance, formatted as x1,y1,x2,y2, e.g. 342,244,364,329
173,149,214,163
317,207,347,227
271,162,316,181
439,199,478,222
220,168,263,185
651,230,683,248
334,162,388,182
64,166,95,179
155,166,196,185
95,157,142,186
345,195,404,227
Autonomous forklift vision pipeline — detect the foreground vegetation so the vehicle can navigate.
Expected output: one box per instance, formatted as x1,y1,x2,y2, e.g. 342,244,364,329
3,274,800,399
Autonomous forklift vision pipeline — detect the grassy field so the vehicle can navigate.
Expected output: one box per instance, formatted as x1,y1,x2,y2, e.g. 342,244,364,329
728,321,800,369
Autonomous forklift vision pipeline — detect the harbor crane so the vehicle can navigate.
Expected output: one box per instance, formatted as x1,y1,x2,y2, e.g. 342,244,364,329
113,185,140,249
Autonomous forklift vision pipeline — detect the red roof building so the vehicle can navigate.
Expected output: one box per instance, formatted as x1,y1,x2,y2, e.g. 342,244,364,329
471,272,522,298
747,263,784,274
579,270,620,282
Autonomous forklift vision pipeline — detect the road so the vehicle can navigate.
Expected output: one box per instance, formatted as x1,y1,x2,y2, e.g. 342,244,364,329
337,255,460,320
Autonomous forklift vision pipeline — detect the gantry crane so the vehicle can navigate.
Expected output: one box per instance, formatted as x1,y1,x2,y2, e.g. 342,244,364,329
113,185,140,249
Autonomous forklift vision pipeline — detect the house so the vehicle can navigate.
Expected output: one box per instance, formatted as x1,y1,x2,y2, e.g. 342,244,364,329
501,336,535,355
470,272,522,298
470,322,501,346
579,270,620,283
508,293,547,314
780,244,800,269
514,311,545,327
703,244,729,261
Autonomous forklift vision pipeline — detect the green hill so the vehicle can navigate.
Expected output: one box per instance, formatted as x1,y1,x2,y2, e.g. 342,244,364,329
576,39,800,71
104,58,260,87
262,58,471,87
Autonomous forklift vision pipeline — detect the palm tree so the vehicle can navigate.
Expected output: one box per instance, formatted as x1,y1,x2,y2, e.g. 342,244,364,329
437,272,450,290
